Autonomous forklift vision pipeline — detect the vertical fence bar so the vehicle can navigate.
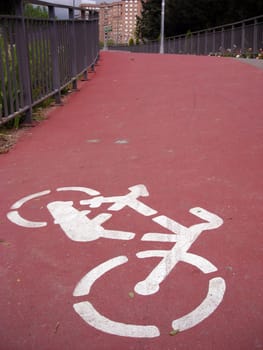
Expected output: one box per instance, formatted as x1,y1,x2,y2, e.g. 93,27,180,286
231,25,235,54
15,0,32,123
49,5,61,104
91,13,96,68
221,28,225,54
0,0,100,126
81,9,88,81
69,7,77,90
0,40,9,118
190,34,193,55
197,32,200,55
39,21,45,98
3,25,14,115
178,36,181,53
205,30,208,55
241,22,246,54
212,29,216,54
42,20,48,96
253,19,258,56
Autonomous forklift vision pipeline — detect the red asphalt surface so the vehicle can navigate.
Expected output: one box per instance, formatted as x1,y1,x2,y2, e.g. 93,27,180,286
0,51,263,350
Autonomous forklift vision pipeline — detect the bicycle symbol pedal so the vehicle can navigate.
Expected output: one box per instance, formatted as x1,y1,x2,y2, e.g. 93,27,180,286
7,184,226,338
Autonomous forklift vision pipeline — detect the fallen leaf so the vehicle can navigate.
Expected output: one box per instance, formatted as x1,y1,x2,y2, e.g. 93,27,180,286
54,321,60,334
225,265,233,271
169,329,180,336
115,139,129,144
128,292,135,298
0,239,10,246
86,139,101,143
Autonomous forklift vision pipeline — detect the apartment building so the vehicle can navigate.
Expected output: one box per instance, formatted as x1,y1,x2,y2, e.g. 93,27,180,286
80,0,142,44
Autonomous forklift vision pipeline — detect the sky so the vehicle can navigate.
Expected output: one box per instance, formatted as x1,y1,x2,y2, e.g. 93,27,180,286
40,0,113,19
41,0,114,5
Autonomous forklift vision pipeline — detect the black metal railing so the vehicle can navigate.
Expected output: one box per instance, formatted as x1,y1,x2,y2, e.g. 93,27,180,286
0,0,99,125
109,15,263,57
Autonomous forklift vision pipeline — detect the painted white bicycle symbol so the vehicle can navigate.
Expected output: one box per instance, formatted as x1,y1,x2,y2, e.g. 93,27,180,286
7,185,226,338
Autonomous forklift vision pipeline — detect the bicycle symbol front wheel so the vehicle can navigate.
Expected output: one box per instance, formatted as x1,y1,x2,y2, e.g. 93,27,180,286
73,255,226,338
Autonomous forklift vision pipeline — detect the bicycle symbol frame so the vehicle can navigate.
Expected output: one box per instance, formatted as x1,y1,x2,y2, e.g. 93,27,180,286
7,185,226,338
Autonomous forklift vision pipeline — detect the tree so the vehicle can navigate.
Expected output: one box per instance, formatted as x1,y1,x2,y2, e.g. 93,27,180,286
24,4,48,19
0,0,21,15
136,0,263,40
136,0,162,41
0,1,48,18
128,37,135,46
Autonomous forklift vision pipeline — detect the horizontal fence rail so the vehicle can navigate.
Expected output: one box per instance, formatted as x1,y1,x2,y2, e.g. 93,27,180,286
0,0,99,125
109,15,263,57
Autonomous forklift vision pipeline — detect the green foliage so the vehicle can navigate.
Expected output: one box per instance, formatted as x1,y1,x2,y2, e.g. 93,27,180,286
106,39,115,47
0,2,48,17
128,38,135,46
136,0,162,40
257,49,263,59
0,35,20,122
24,4,48,19
0,23,52,124
136,0,263,40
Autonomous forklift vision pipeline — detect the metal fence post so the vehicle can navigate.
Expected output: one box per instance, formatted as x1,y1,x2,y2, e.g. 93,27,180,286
69,7,77,90
231,25,235,54
241,22,245,54
221,27,225,54
212,29,216,54
81,9,88,81
178,36,181,53
190,34,193,55
96,14,99,61
205,30,208,55
15,0,32,124
253,18,258,56
48,5,61,104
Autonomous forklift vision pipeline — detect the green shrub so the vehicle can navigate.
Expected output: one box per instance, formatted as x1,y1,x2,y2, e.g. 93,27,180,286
128,38,134,46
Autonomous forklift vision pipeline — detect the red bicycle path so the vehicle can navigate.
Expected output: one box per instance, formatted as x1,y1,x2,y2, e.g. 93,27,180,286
0,51,262,350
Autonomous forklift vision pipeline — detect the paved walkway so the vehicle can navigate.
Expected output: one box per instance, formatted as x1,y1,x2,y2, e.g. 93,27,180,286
0,51,263,350
237,57,263,70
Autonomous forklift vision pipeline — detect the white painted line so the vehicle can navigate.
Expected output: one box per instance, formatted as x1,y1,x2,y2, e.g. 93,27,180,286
142,233,178,242
189,207,223,229
73,255,160,337
136,250,167,258
47,201,135,242
56,187,100,196
73,301,160,338
10,190,51,209
7,210,47,228
7,185,226,337
80,184,157,216
180,252,217,274
135,208,223,296
172,277,226,331
73,256,128,296
136,250,217,273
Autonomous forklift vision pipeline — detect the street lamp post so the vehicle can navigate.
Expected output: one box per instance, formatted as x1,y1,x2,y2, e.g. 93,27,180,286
73,0,75,18
160,0,165,54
